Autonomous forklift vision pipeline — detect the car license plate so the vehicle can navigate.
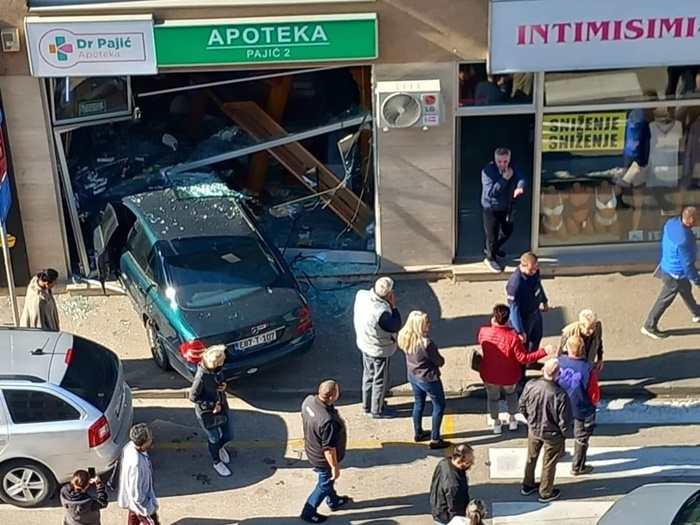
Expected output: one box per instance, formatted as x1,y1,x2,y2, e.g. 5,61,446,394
234,330,278,351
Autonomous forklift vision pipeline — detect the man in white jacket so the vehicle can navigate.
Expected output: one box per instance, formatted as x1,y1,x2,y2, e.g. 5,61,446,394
118,423,159,525
353,277,402,419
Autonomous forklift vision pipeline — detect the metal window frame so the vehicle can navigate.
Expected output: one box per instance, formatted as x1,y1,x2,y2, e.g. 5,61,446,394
49,76,133,127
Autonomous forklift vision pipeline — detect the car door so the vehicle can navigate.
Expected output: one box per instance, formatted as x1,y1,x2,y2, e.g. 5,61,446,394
120,222,155,312
0,394,11,460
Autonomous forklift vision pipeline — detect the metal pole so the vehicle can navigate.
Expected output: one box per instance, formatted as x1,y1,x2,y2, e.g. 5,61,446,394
0,221,19,326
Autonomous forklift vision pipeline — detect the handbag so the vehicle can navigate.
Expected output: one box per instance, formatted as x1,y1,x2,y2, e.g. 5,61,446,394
469,348,483,373
200,409,228,430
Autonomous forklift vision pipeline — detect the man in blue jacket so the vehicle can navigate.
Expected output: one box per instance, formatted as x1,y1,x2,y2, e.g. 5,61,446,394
642,207,700,339
481,147,526,272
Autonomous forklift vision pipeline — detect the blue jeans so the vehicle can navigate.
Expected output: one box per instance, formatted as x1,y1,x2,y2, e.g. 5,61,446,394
196,407,234,462
302,466,340,517
408,375,446,441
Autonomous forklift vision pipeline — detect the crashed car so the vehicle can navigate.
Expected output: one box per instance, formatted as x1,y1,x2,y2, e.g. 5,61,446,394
93,182,315,381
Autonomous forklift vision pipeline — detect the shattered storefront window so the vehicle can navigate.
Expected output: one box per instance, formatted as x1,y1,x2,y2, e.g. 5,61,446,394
53,77,130,123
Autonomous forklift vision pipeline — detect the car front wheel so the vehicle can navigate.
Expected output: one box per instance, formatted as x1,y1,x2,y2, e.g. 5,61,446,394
147,320,171,371
0,460,56,508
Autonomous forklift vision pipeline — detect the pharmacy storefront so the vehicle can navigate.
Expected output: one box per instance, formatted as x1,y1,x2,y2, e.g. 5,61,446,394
461,0,700,263
25,13,379,279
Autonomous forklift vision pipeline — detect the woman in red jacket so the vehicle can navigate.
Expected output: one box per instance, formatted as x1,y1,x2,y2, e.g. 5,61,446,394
477,304,555,434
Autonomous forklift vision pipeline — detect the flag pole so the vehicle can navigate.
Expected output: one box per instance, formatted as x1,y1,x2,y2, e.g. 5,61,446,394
0,220,18,326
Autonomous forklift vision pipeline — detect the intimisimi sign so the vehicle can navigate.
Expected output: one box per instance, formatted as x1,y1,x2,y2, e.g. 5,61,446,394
542,113,627,153
490,0,700,73
154,14,378,67
25,16,157,77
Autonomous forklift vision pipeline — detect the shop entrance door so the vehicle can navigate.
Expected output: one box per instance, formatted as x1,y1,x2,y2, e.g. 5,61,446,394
456,114,535,262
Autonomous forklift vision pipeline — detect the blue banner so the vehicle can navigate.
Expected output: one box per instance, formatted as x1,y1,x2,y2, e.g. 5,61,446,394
0,108,11,225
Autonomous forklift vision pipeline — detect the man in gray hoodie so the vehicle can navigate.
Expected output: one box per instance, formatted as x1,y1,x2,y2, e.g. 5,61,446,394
353,277,402,419
118,424,159,525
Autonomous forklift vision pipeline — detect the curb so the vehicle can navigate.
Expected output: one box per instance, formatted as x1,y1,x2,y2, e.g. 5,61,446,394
130,381,695,401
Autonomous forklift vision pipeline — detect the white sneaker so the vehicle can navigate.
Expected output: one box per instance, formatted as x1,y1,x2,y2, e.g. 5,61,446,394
493,422,503,435
693,316,700,323
508,420,518,431
213,462,232,477
219,447,230,464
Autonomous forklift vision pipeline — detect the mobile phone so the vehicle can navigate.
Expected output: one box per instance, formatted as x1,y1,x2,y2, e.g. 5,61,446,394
88,467,96,478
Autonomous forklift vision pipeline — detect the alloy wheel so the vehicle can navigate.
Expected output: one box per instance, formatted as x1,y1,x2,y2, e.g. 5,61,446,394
2,467,46,504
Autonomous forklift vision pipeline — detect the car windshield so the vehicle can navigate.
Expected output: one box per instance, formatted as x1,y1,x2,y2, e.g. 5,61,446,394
59,336,119,413
673,490,700,525
164,235,282,309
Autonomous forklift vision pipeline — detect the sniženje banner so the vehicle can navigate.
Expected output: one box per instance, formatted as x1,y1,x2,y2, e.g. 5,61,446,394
542,112,627,153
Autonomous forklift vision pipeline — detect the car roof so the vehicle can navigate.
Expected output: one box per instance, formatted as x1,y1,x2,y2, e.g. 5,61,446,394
123,184,254,243
597,483,700,525
0,328,73,384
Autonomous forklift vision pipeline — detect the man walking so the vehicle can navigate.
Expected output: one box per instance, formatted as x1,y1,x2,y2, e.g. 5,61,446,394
506,252,549,381
519,358,572,503
300,380,350,524
430,444,475,525
560,308,604,371
353,277,402,419
481,147,526,272
643,206,700,339
118,423,159,525
20,268,60,331
557,335,600,477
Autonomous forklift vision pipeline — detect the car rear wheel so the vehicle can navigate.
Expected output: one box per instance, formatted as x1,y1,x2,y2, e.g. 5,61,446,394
0,460,56,508
147,320,171,371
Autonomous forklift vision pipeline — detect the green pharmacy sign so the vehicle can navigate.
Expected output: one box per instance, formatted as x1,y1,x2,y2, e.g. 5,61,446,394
154,14,378,67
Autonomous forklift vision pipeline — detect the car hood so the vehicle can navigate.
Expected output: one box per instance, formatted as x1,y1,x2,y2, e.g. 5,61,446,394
597,483,700,525
177,285,303,339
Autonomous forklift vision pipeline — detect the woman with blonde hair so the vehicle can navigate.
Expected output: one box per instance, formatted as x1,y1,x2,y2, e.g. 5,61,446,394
398,310,450,449
189,345,234,477
447,499,487,525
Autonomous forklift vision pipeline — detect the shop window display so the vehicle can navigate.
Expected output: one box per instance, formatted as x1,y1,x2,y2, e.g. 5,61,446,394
53,77,130,123
545,66,700,106
539,104,700,247
459,63,534,107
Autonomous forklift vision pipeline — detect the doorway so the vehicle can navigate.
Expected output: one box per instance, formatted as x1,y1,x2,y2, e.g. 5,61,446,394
457,114,535,262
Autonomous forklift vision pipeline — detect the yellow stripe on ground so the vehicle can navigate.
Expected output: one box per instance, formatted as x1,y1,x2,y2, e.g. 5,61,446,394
156,438,430,451
442,411,456,457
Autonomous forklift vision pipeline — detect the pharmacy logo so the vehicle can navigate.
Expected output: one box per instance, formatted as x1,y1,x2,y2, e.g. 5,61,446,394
48,36,74,61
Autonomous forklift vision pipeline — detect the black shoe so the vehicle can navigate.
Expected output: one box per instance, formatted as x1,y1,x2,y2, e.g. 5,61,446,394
641,326,668,339
429,439,452,450
484,248,506,258
328,496,352,511
538,489,561,503
301,513,328,523
414,430,431,442
521,483,540,496
484,258,503,273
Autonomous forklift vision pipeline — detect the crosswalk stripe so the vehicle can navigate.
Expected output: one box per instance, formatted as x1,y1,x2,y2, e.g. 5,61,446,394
485,397,700,427
491,501,614,524
489,446,700,479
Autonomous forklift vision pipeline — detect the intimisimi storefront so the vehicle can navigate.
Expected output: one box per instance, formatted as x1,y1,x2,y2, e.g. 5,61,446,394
465,0,700,264
24,13,380,278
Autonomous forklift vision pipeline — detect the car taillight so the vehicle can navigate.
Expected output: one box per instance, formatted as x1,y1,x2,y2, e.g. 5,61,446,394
294,304,313,336
64,348,73,365
180,339,206,364
88,416,111,448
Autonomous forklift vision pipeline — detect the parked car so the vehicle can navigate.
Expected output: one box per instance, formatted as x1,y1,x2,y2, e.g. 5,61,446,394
597,483,700,524
94,184,316,382
0,328,133,507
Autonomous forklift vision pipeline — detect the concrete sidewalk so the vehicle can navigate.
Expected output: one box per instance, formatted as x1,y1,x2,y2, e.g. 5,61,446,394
4,271,699,400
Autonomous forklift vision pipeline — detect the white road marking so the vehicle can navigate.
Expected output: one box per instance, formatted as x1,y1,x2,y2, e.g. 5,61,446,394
489,446,700,479
491,501,614,525
485,397,700,427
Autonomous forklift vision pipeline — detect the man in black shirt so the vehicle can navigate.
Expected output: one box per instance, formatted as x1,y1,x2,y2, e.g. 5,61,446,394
430,443,475,525
300,380,350,524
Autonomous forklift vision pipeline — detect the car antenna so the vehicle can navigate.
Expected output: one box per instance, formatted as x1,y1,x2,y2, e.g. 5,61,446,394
29,337,51,356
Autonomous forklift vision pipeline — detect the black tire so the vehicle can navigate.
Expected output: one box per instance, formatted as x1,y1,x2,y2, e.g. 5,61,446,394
147,319,171,371
0,460,56,508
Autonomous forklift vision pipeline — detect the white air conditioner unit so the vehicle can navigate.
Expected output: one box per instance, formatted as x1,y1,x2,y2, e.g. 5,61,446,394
375,79,442,130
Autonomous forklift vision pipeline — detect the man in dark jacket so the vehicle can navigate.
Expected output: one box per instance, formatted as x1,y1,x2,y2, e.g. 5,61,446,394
643,207,700,339
430,443,475,525
519,358,572,503
481,147,526,272
60,469,108,525
558,335,601,477
301,380,350,524
507,252,549,382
